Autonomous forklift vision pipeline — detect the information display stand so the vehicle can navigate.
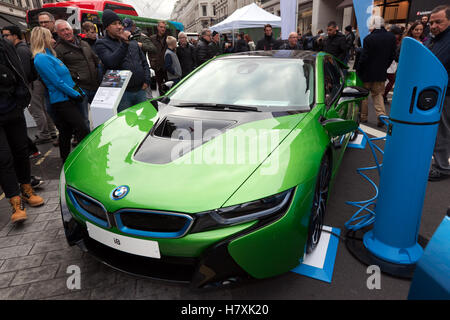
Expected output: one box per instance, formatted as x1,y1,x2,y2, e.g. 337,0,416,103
90,70,132,129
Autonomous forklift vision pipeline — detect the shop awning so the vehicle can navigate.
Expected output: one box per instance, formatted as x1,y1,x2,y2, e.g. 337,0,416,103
0,13,27,31
337,0,354,9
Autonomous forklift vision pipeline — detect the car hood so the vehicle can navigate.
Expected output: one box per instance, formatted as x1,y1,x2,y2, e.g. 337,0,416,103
65,102,307,214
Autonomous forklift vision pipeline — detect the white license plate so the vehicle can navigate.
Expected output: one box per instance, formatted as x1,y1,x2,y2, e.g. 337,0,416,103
86,222,161,259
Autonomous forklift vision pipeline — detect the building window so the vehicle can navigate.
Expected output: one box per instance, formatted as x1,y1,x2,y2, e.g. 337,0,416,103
202,5,207,17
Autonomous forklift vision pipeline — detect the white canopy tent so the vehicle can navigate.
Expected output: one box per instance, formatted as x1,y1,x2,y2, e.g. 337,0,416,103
210,3,282,33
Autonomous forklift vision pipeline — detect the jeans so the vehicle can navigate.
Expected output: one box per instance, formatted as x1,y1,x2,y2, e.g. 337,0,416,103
117,89,148,113
0,108,31,198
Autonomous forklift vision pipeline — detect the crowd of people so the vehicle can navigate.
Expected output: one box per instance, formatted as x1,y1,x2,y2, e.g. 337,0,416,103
0,5,449,222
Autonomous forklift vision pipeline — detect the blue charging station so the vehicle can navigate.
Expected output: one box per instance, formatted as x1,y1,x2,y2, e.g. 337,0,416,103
346,37,448,277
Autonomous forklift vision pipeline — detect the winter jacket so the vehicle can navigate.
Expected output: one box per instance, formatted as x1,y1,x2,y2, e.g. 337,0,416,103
149,33,167,72
165,48,182,81
196,38,213,65
96,33,150,91
131,30,157,58
256,35,279,51
425,27,450,95
234,39,249,53
318,32,348,62
176,43,197,78
0,39,31,113
34,48,82,105
356,28,397,83
55,36,100,91
209,41,223,56
279,42,303,50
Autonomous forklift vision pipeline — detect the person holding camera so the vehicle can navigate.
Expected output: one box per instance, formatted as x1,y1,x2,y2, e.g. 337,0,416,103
31,27,89,163
95,10,151,112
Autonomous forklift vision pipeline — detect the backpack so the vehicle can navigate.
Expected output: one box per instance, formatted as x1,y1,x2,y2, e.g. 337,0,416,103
0,48,17,96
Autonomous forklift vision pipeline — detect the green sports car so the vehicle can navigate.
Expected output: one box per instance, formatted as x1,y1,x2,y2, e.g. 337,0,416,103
60,51,368,288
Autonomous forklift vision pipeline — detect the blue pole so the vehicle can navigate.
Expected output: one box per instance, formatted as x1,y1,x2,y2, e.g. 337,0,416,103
363,38,448,265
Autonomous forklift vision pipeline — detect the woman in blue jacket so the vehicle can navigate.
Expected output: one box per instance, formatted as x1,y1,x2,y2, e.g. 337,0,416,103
31,27,89,162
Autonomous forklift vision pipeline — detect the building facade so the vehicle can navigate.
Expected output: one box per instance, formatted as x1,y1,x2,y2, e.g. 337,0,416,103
0,0,43,30
171,0,217,33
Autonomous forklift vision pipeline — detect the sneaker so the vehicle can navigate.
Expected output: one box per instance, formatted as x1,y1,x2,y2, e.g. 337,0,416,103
428,169,450,182
20,184,44,207
29,151,42,160
34,135,53,145
31,176,44,189
9,196,27,224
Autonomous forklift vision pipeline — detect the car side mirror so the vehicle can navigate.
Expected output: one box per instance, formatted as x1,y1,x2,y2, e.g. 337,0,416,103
162,81,175,91
322,118,359,137
341,86,370,99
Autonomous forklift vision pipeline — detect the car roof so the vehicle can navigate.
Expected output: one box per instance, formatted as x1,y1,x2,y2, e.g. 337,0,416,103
218,50,318,62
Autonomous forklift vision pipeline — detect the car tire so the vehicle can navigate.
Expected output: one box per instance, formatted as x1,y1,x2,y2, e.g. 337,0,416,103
306,154,331,254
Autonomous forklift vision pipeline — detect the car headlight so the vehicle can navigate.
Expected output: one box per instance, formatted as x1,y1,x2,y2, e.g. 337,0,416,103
189,188,295,234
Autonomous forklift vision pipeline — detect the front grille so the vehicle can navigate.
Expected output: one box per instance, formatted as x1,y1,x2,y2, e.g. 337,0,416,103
116,210,193,238
67,188,109,228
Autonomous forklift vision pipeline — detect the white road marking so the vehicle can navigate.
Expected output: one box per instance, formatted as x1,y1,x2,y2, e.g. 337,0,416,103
360,124,386,139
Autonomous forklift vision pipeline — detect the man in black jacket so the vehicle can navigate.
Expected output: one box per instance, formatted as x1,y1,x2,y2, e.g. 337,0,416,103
177,32,197,78
317,21,348,62
426,5,450,181
356,16,396,127
196,28,213,65
55,19,100,130
256,24,279,51
96,10,151,112
0,38,44,223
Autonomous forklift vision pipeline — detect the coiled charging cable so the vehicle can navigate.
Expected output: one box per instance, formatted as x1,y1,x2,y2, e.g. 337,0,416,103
344,116,389,231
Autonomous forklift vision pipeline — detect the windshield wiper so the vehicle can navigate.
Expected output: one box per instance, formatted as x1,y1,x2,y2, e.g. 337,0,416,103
175,103,260,112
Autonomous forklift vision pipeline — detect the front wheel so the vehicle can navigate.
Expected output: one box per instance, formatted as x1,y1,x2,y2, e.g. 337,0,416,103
306,155,331,254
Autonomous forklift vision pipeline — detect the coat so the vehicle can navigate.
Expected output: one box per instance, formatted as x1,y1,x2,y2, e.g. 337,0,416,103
426,27,450,95
196,38,213,65
55,37,100,91
96,33,150,91
0,39,30,113
256,35,279,51
149,33,167,72
176,44,197,78
34,49,81,105
356,28,397,83
319,32,348,62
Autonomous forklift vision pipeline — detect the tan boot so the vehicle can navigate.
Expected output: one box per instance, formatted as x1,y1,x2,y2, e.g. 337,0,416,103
10,196,27,224
21,184,45,207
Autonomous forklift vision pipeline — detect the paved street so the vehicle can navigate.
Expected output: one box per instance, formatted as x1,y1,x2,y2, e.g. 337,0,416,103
0,96,449,300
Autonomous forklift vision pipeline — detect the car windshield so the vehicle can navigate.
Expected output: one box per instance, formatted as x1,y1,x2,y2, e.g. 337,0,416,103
168,58,314,111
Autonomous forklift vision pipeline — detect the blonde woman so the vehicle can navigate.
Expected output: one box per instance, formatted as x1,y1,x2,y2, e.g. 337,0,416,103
31,27,89,162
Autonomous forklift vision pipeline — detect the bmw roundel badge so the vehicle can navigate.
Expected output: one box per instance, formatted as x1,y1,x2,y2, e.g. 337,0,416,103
110,186,130,200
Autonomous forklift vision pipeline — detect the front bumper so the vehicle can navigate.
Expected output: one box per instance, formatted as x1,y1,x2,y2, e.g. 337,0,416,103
60,177,311,288
62,215,253,288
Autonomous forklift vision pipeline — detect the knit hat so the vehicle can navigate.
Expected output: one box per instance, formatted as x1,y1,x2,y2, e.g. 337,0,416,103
102,9,121,29
123,18,134,32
